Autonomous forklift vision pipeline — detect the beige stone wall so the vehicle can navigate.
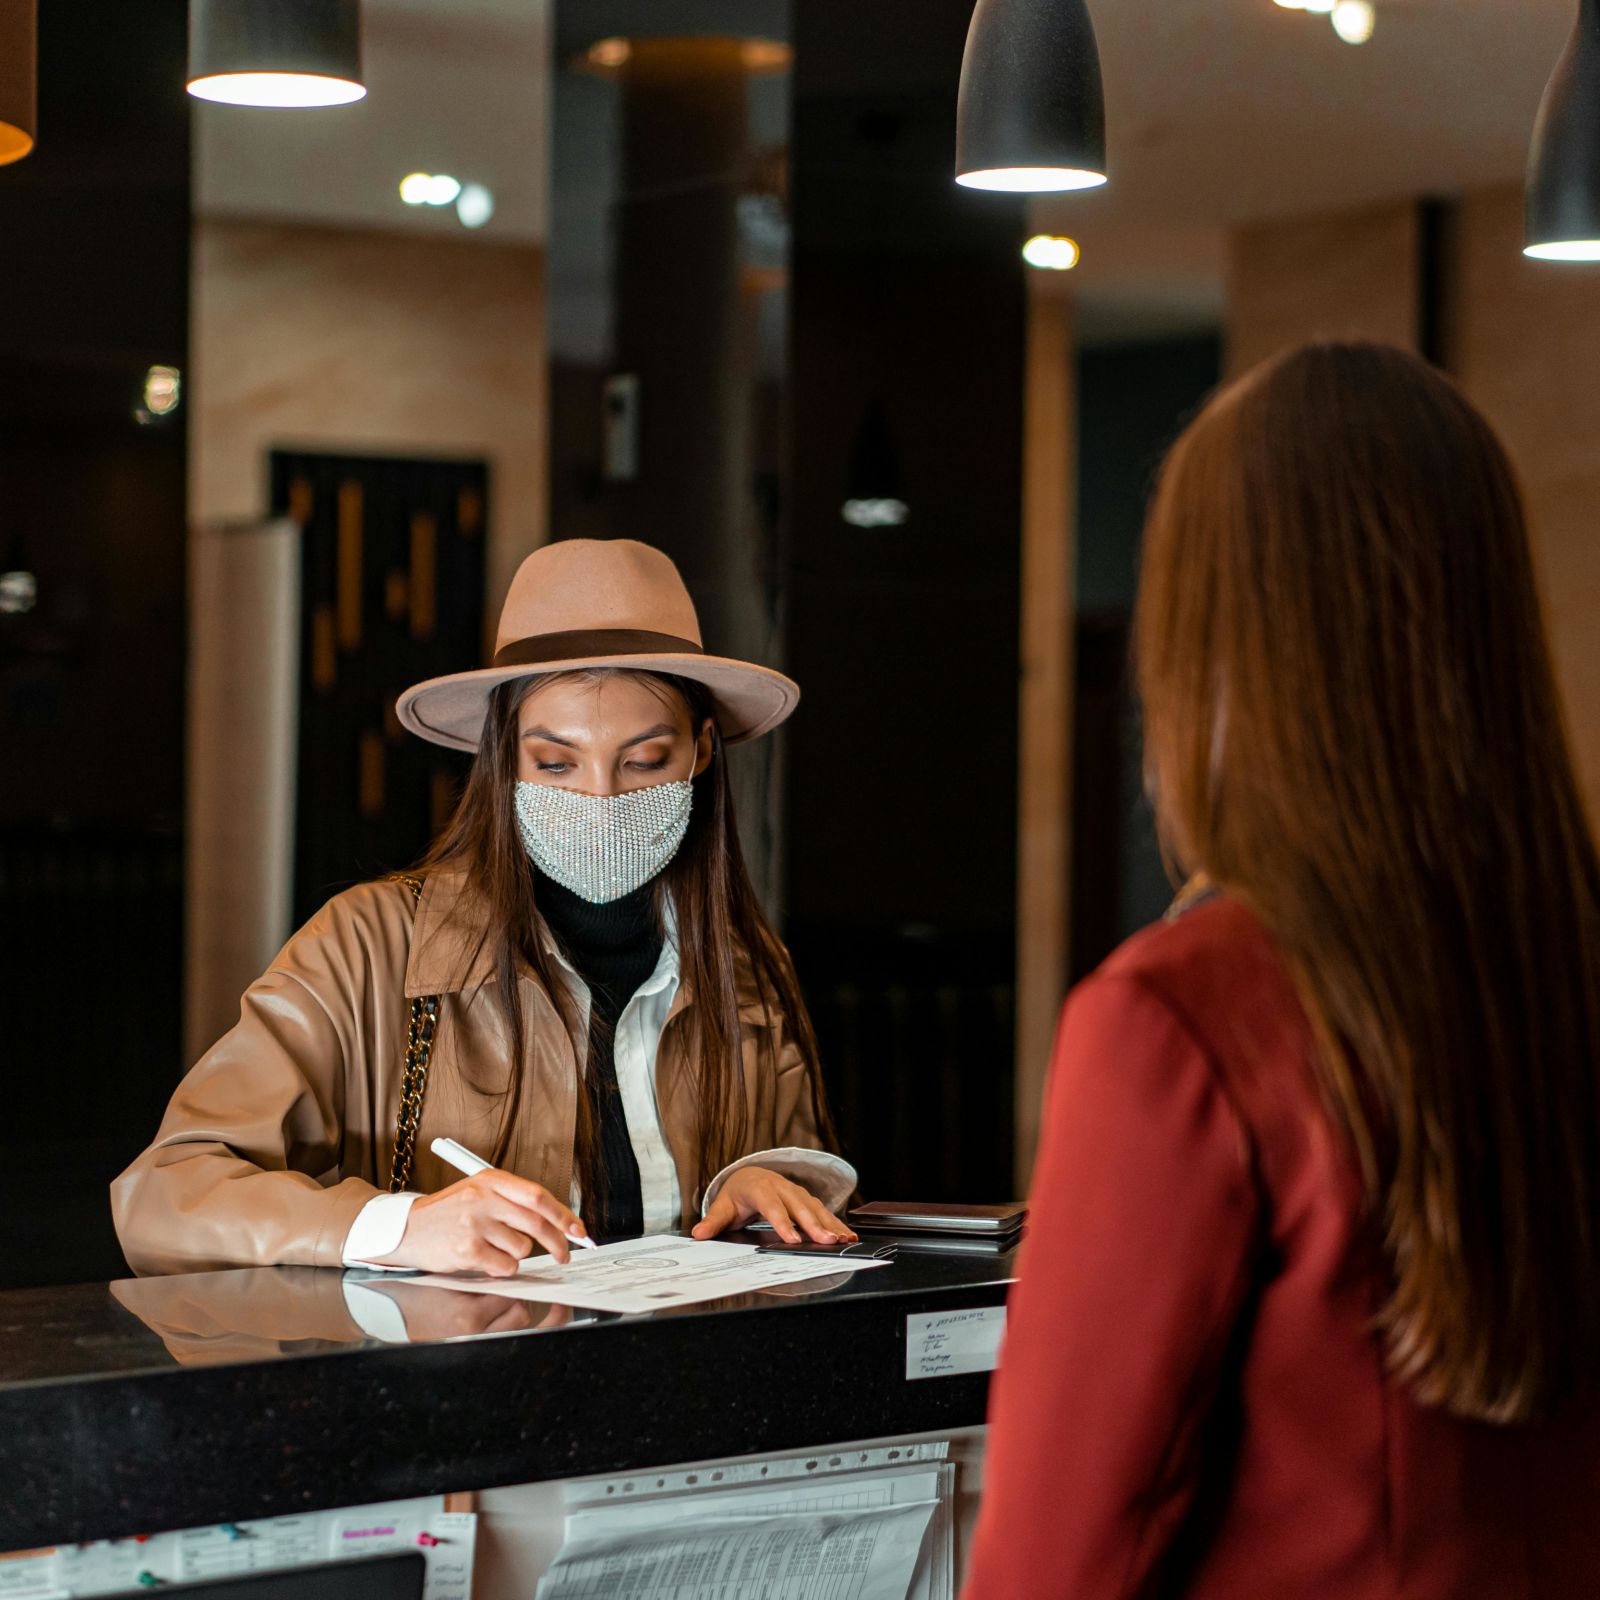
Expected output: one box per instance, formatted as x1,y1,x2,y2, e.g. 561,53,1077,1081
1454,185,1600,820
1225,200,1418,377
191,217,546,614
185,219,546,1056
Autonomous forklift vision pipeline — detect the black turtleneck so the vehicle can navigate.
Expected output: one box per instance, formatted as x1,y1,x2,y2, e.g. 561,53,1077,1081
535,869,664,1239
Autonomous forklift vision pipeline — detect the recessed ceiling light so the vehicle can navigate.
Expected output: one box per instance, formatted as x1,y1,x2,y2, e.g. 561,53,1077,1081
1330,0,1375,43
399,172,460,206
1022,234,1081,270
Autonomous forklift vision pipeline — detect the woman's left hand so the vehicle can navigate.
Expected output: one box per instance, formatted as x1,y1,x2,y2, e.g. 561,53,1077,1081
691,1165,858,1245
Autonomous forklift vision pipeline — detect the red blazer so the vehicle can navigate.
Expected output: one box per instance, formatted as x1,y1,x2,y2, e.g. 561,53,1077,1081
964,897,1600,1599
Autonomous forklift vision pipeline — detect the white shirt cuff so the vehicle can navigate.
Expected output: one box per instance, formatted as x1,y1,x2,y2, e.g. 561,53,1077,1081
341,1280,413,1343
341,1191,420,1269
700,1148,858,1218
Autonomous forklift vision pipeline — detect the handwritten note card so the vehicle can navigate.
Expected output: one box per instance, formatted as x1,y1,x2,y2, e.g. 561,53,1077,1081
904,1306,1006,1381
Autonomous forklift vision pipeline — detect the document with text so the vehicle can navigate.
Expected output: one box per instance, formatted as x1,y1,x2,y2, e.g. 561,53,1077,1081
408,1235,888,1315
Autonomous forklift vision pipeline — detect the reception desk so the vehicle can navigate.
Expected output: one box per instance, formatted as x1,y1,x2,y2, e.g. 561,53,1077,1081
0,1236,1016,1586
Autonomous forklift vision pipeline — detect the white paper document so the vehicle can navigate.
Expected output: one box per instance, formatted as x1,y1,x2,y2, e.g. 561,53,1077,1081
538,1451,954,1600
534,1504,935,1600
408,1236,888,1315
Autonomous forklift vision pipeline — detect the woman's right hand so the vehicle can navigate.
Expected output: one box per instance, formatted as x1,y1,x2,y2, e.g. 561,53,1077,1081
372,1170,587,1276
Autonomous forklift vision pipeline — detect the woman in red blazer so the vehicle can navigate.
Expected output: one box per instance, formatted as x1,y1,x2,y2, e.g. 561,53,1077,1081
965,343,1600,1598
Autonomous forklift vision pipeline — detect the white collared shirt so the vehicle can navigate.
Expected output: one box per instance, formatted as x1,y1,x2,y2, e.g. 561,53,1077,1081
342,915,854,1267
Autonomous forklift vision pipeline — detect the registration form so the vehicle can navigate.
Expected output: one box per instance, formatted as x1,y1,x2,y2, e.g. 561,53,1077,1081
407,1235,888,1315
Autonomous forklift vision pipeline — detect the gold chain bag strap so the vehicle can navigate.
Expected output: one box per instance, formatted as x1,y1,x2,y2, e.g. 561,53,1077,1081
389,876,440,1193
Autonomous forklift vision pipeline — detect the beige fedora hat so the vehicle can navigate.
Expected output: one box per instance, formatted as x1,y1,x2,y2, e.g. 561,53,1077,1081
396,539,800,752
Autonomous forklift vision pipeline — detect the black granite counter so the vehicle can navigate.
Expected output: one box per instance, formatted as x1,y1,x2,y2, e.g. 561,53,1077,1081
0,1236,1016,1550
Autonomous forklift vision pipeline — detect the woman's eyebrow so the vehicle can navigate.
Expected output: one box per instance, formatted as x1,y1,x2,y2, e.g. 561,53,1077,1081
521,725,579,748
620,723,678,749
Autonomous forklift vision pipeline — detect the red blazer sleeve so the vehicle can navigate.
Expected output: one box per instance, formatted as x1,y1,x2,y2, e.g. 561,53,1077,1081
963,972,1261,1599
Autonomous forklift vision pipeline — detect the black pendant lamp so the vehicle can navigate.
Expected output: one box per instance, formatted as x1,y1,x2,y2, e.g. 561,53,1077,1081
0,0,35,164
955,0,1107,193
1526,0,1600,260
188,0,366,109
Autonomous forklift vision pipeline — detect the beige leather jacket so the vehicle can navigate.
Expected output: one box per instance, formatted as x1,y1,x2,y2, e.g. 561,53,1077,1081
112,870,832,1275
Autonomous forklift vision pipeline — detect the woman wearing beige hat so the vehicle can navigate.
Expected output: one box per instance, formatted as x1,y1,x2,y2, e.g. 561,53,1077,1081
113,539,856,1276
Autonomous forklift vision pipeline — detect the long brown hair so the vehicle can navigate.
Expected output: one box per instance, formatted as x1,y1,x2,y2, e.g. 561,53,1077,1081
416,668,838,1207
1135,341,1600,1423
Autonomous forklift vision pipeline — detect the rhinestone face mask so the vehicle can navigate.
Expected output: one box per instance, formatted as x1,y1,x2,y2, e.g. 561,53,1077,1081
514,778,694,904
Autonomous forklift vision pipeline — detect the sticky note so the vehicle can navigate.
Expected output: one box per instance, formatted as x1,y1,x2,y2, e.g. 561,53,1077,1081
905,1305,1006,1380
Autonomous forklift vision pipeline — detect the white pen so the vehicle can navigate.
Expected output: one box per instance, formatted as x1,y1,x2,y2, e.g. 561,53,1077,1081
429,1136,597,1250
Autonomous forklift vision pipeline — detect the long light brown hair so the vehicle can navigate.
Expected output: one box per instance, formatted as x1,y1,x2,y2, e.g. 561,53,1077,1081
416,668,837,1208
1135,341,1600,1423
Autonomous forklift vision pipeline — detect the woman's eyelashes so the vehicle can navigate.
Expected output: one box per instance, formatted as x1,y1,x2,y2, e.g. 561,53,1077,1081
529,751,673,777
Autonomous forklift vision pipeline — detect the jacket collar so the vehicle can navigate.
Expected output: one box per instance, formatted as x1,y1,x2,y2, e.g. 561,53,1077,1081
404,868,502,998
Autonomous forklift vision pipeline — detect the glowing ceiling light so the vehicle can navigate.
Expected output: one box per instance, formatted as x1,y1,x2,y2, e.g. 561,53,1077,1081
1525,239,1600,261
187,0,366,108
958,167,1107,193
1022,234,1081,270
1304,0,1335,12
188,71,365,107
456,183,495,229
1330,0,1375,43
1273,0,1308,7
1525,0,1600,263
956,0,1107,194
399,172,460,206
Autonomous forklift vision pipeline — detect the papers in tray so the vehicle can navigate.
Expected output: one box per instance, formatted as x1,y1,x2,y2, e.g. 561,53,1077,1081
538,1442,956,1600
407,1234,889,1315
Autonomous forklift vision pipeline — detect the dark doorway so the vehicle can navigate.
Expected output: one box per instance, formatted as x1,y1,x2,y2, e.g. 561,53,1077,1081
270,451,488,922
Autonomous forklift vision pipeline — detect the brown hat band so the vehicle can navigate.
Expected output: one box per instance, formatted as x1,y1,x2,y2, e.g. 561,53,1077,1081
492,627,706,670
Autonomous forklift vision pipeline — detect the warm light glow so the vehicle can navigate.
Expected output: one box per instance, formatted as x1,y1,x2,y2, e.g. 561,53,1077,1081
0,123,32,164
456,182,495,229
1022,234,1081,270
587,37,632,68
144,365,181,416
187,72,366,108
1303,0,1336,11
957,167,1107,194
578,36,792,75
1330,0,1375,43
1272,0,1308,8
1525,239,1600,261
400,172,461,206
